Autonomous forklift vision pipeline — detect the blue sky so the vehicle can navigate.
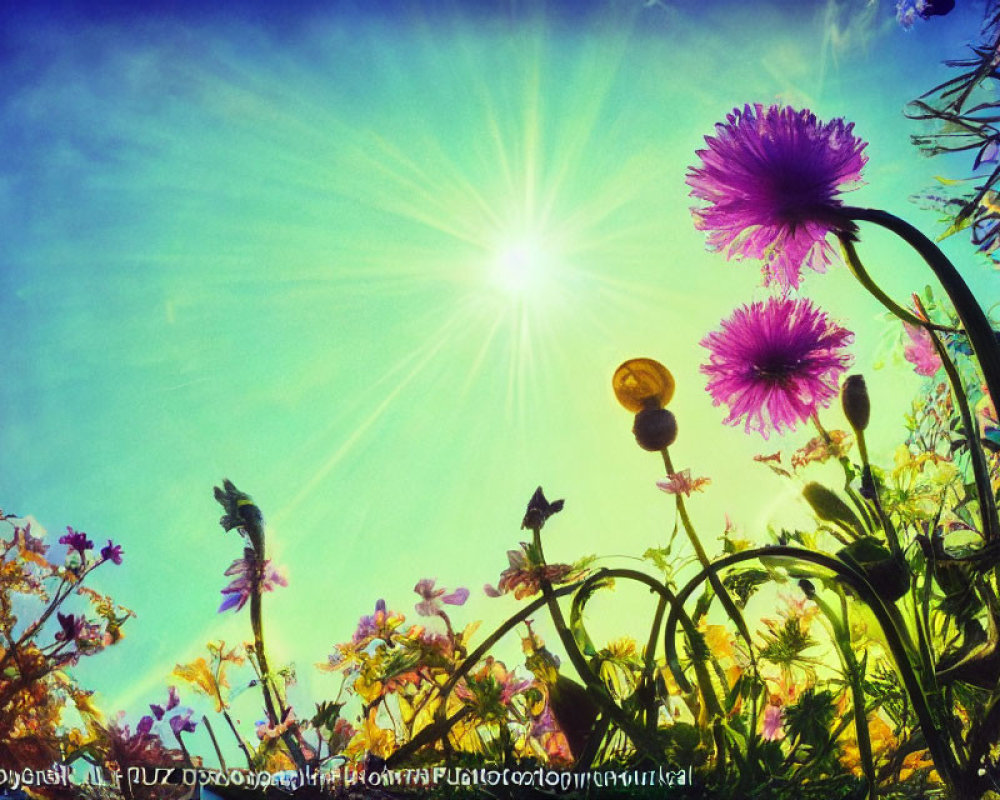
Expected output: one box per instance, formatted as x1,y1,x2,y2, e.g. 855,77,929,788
1,0,997,760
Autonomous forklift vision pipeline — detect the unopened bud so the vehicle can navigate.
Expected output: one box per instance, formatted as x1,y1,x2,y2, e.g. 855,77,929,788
632,408,677,452
841,374,870,432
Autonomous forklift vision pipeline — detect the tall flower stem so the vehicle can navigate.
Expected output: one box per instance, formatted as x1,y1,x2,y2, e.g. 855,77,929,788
918,299,1000,544
842,206,1000,411
662,448,754,651
531,527,662,759
838,236,959,333
241,513,306,770
662,546,965,796
808,585,877,800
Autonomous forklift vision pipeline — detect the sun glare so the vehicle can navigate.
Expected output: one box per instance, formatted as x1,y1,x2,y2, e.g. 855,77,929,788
491,235,552,296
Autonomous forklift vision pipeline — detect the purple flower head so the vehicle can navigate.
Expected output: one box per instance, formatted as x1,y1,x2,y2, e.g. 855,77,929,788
55,612,85,643
218,552,288,613
687,104,868,290
700,297,854,438
59,527,94,557
413,578,470,617
352,598,404,644
169,709,197,736
150,686,180,721
101,539,124,565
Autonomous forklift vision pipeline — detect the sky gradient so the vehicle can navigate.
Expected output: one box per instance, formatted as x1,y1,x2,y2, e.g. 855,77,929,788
1,0,998,758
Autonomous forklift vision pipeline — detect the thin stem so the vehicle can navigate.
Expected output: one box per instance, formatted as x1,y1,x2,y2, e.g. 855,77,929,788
919,301,1000,543
218,709,255,771
842,206,1000,412
811,587,877,800
662,546,964,795
385,583,581,767
202,716,227,771
662,448,754,651
838,236,960,333
532,528,662,759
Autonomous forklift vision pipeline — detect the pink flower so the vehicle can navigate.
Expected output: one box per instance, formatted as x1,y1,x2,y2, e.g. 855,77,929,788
701,297,854,438
687,104,867,290
762,703,784,741
413,578,470,617
903,323,941,377
656,469,711,496
218,551,288,613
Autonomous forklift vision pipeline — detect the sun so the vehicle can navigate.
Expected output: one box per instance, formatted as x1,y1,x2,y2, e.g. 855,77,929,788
490,234,554,297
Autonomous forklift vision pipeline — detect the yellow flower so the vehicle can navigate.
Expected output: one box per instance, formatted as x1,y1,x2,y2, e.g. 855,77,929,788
344,708,395,760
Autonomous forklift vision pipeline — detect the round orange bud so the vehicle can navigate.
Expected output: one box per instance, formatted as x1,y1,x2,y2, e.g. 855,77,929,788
613,358,675,413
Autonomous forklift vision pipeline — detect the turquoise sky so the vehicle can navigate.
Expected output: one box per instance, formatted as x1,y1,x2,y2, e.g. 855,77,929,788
1,0,998,759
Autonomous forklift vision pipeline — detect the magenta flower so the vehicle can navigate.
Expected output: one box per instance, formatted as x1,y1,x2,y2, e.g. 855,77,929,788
218,553,288,613
59,527,94,557
701,297,854,438
903,323,941,376
687,104,867,290
100,539,124,565
413,578,470,617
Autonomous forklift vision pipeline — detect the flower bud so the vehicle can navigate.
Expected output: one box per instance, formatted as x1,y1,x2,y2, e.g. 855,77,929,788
613,358,675,413
632,408,677,451
841,374,870,432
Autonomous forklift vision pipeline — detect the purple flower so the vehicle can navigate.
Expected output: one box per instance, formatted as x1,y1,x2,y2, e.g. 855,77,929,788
413,578,469,617
700,297,854,438
687,104,867,290
59,527,94,557
100,539,124,565
352,598,404,644
55,612,85,643
218,551,288,613
150,686,180,721
169,709,197,736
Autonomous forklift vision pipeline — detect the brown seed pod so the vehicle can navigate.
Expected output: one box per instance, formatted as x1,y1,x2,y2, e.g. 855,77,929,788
841,374,870,432
632,408,678,452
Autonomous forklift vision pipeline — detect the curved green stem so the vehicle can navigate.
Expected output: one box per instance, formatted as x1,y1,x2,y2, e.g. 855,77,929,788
919,302,1000,544
531,529,663,759
842,206,1000,412
810,587,877,799
386,583,580,767
662,448,754,652
838,236,960,333
572,568,723,720
662,546,964,795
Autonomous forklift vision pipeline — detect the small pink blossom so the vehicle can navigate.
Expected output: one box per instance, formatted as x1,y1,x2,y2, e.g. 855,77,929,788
656,469,711,497
762,704,784,741
903,323,942,377
413,578,469,617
